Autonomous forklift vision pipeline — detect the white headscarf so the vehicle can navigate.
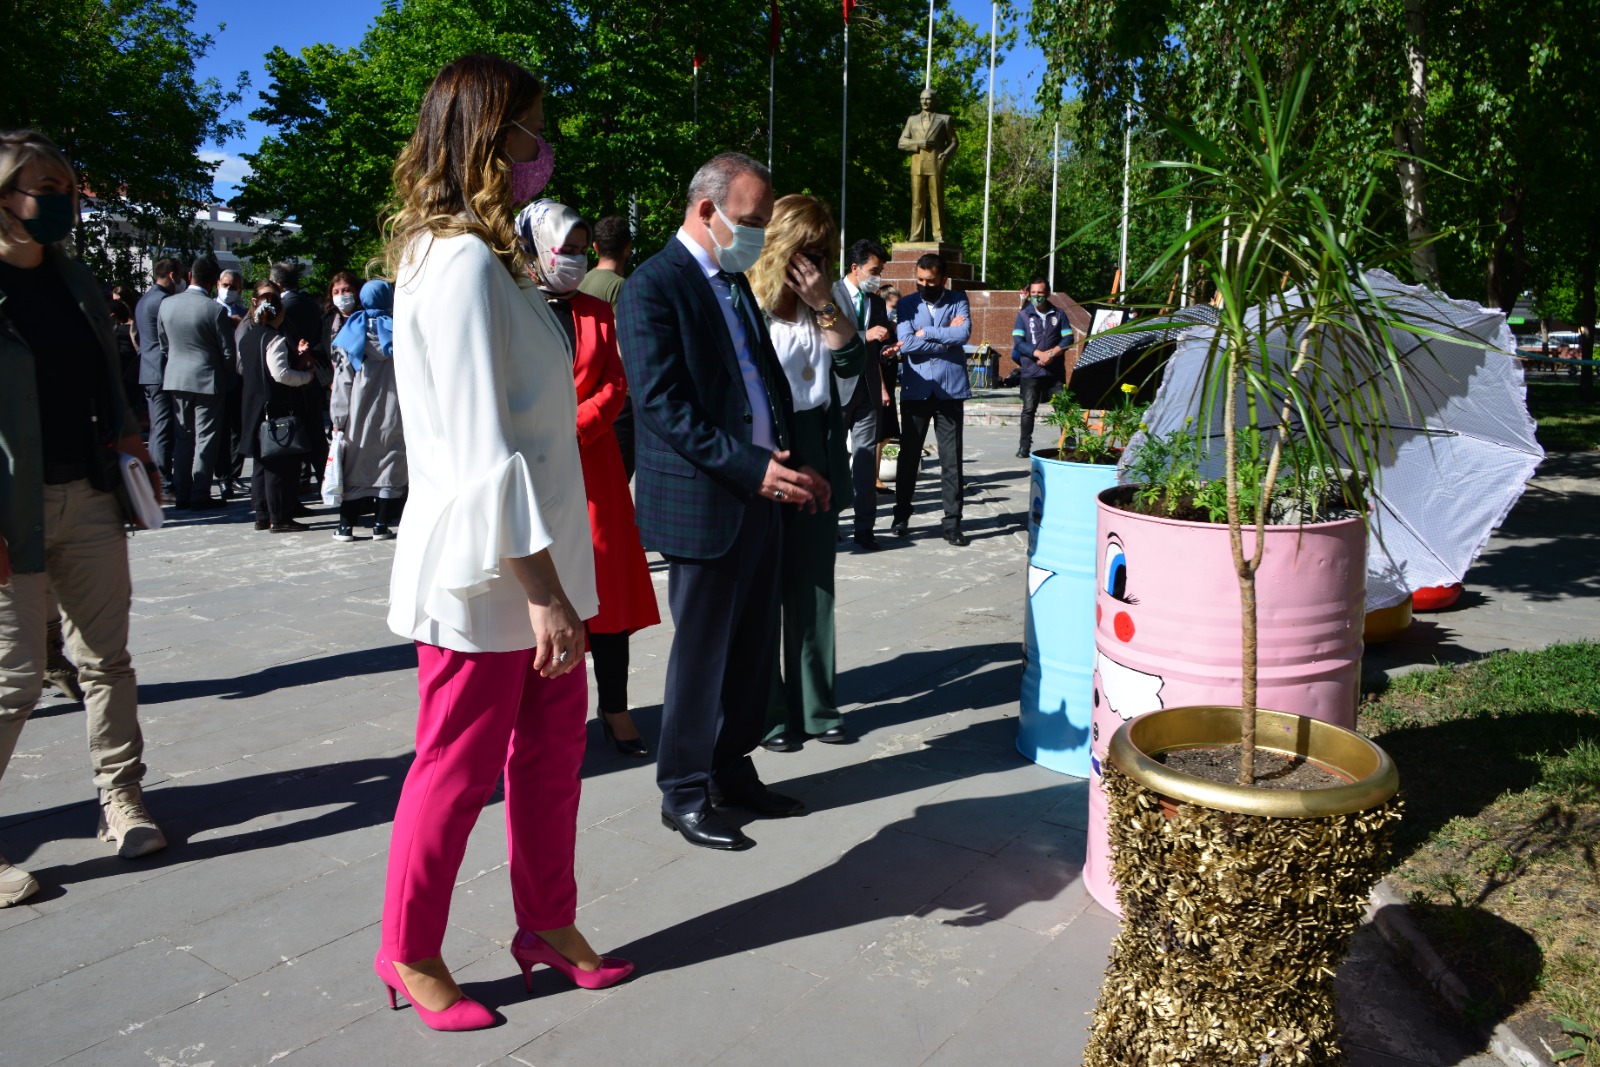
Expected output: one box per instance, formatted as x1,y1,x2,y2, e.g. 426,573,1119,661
515,198,588,295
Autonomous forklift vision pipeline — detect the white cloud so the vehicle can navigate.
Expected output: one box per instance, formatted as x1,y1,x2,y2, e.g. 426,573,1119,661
200,150,253,192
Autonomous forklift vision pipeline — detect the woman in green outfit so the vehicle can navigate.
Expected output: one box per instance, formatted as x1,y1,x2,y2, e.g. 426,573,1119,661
749,195,865,752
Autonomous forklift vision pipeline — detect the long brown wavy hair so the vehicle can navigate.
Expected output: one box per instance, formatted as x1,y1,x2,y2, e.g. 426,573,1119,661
380,54,544,282
748,194,838,313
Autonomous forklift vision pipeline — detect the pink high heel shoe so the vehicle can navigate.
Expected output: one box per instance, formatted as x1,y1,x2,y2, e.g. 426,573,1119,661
510,930,634,992
373,955,497,1031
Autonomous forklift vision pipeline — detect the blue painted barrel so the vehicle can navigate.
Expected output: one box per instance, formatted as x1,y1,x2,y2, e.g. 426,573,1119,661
1018,452,1121,777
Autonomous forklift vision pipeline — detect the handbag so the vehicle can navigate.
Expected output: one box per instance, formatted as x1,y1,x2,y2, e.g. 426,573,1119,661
117,453,164,530
321,430,346,506
258,413,315,459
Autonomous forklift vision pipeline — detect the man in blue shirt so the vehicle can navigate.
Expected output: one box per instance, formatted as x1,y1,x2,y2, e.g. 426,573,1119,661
891,252,972,546
1012,274,1071,458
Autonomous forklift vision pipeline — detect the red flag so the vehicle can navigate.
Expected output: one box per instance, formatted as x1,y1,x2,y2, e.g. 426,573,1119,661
770,0,781,54
842,0,857,22
693,52,704,71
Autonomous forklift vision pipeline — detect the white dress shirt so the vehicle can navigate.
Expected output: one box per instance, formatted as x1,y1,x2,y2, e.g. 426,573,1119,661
386,232,598,653
673,229,775,451
766,306,833,413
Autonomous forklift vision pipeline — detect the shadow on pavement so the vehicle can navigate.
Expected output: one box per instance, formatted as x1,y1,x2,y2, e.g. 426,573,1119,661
137,643,416,704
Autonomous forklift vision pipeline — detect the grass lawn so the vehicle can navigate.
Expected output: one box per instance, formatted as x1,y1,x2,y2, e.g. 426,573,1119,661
1360,643,1600,1061
1527,378,1600,452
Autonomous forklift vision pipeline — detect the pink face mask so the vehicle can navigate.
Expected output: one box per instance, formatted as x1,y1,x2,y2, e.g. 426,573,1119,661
510,134,554,203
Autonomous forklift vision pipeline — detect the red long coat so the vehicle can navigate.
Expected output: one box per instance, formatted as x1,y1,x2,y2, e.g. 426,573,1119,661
571,291,660,636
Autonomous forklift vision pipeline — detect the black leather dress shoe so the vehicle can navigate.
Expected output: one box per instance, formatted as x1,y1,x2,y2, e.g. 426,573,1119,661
717,784,807,818
812,725,853,744
852,532,882,552
661,808,753,850
761,731,804,753
942,529,970,547
890,520,910,537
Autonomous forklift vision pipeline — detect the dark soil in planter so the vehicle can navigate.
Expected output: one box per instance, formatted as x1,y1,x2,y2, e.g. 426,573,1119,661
1158,744,1351,789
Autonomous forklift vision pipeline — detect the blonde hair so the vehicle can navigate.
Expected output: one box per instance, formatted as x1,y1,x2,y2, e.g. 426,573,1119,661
379,54,544,282
748,194,838,312
0,130,76,248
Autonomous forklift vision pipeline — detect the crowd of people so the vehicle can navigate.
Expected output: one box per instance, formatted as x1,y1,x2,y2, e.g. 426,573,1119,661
0,48,1078,1033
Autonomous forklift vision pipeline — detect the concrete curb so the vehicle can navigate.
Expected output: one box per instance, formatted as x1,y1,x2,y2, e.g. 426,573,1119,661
1365,881,1547,1067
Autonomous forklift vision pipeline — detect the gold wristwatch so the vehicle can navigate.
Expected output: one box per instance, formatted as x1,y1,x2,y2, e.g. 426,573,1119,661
815,301,841,329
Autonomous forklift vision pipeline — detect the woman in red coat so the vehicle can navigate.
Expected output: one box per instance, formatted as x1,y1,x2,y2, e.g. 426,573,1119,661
519,199,660,755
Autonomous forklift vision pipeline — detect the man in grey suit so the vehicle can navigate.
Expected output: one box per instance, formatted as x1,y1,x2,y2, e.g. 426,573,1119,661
834,239,894,550
134,258,183,493
158,256,237,510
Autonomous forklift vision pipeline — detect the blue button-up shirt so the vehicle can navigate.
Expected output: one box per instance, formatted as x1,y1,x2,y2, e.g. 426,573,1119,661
896,290,973,401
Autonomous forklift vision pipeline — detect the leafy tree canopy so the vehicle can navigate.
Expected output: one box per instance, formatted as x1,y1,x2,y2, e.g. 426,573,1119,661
0,0,243,289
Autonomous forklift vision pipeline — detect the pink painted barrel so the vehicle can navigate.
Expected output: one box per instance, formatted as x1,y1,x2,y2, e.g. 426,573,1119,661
1084,487,1366,914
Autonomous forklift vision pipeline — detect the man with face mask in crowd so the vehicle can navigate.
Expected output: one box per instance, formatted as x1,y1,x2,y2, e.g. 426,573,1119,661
135,258,184,496
157,256,238,510
616,151,828,852
834,238,894,550
891,252,971,545
1012,275,1071,458
213,269,247,496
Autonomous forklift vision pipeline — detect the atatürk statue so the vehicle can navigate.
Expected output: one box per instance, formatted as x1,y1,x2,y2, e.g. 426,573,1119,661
897,88,958,243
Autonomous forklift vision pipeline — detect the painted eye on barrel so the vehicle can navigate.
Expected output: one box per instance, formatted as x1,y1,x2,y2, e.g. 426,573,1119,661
1103,537,1132,603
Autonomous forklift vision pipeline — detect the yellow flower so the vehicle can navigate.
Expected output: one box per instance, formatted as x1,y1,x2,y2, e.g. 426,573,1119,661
1121,383,1138,395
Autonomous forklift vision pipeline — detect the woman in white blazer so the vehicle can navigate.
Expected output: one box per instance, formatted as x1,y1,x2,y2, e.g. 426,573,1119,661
372,54,631,1033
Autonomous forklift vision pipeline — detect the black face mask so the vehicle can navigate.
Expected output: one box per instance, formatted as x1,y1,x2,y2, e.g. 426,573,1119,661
16,192,74,245
918,281,944,302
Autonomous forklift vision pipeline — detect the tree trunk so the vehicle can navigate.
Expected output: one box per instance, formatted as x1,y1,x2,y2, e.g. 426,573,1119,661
1394,0,1438,286
1581,232,1596,405
1486,187,1526,314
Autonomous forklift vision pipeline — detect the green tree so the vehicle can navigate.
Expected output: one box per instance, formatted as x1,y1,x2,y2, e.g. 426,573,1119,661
235,0,997,283
0,0,243,288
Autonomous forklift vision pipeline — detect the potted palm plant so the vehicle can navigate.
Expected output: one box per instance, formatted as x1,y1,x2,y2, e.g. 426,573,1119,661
1081,56,1422,1065
1019,386,1144,776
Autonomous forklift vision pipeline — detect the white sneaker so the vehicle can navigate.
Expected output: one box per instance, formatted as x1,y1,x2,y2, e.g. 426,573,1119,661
98,785,168,859
0,852,40,907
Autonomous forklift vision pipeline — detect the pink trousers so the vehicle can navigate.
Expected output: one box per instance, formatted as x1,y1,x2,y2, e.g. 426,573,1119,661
381,642,588,963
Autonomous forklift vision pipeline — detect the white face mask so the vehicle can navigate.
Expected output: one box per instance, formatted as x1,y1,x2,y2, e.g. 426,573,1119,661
333,292,358,314
216,286,235,304
858,273,882,294
710,203,766,274
540,252,588,293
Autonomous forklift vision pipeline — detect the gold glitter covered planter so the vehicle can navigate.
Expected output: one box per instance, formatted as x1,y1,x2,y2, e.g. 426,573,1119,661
1084,706,1402,1067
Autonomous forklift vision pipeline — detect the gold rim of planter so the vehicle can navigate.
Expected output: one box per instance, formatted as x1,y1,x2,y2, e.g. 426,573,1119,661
1108,705,1399,819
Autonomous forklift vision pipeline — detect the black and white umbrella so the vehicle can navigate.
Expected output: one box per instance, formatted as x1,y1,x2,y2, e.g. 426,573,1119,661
1067,305,1219,406
1128,270,1544,610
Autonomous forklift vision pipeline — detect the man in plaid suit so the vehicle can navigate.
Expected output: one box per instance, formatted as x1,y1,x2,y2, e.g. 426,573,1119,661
617,152,828,851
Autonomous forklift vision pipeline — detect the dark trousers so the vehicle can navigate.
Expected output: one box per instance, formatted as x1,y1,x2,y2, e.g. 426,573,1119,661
144,385,176,482
587,629,630,714
657,498,781,815
845,391,880,537
169,391,222,505
894,398,965,532
613,395,636,481
1018,377,1061,452
251,454,301,526
217,386,245,491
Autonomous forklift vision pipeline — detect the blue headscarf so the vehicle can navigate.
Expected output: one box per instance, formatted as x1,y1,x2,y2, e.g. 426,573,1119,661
332,279,394,372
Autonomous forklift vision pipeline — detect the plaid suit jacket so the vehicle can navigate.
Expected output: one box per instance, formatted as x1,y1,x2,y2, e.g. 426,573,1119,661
616,237,797,560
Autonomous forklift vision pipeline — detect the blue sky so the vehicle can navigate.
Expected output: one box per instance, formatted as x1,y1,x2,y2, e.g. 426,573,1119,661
191,0,1045,199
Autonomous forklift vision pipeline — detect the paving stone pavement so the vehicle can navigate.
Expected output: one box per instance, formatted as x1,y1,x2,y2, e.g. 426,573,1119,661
3,423,1577,1066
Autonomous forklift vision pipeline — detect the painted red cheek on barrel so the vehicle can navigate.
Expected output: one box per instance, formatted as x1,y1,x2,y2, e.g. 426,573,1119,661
1113,611,1135,642
1096,603,1102,626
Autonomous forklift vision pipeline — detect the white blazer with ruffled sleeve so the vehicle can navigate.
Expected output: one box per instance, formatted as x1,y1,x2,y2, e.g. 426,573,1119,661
386,232,598,653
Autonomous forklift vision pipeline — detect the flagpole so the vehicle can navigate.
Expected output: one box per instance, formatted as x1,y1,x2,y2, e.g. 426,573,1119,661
692,56,699,150
924,0,934,91
1048,119,1060,292
980,0,996,282
1118,101,1131,302
839,12,849,277
768,49,776,171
